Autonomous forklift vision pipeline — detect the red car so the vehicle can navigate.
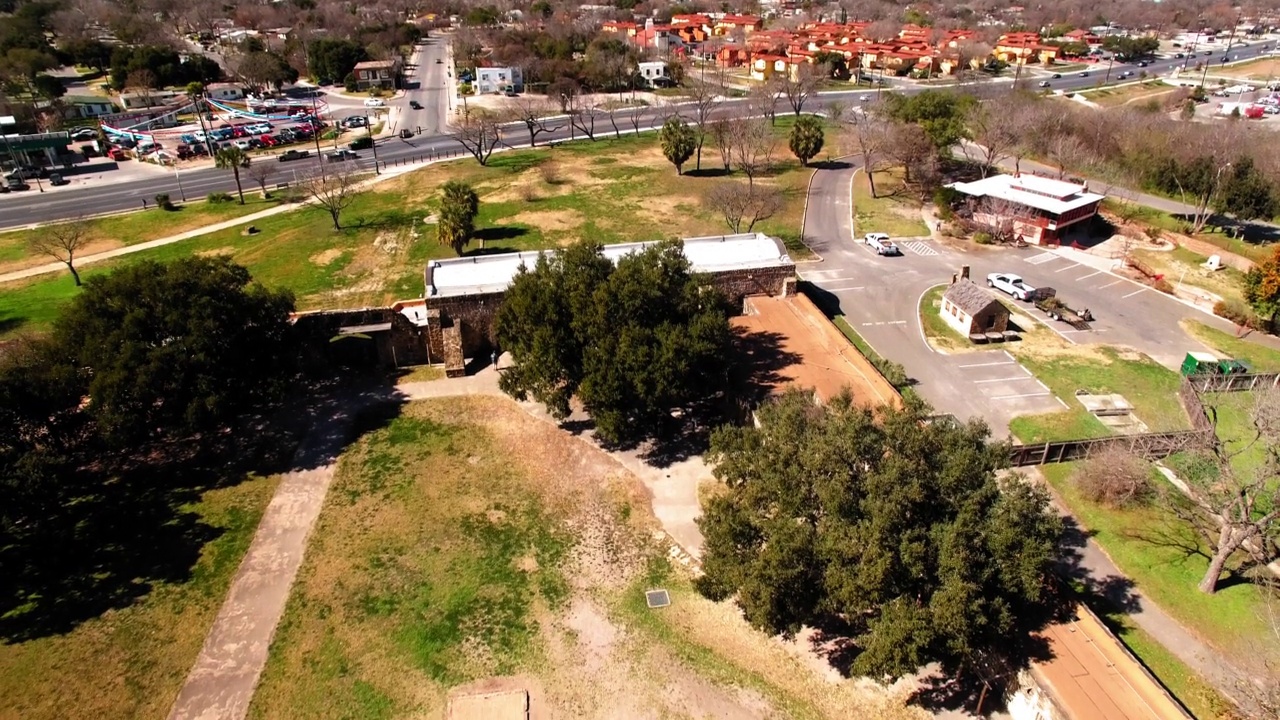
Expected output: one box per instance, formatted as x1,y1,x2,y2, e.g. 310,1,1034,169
258,134,277,147
231,126,249,138
108,148,128,161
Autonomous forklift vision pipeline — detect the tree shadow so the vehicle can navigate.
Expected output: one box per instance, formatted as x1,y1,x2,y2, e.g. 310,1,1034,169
808,160,852,170
683,167,731,178
0,373,408,642
472,226,529,242
0,314,27,336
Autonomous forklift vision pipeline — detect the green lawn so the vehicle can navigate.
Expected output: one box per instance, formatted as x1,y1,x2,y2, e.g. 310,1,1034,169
1102,199,1274,261
0,474,281,720
1183,320,1280,372
1041,463,1276,671
1008,347,1186,442
0,196,282,272
0,131,817,338
853,166,931,239
918,284,974,351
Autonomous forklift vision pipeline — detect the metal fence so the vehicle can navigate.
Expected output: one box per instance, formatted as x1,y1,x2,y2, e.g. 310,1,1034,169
1185,371,1280,393
1008,429,1212,467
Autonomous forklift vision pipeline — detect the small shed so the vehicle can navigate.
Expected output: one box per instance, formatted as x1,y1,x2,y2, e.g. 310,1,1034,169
941,280,1009,338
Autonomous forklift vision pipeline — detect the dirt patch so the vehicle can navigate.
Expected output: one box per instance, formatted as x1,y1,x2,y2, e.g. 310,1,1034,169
196,246,238,258
510,209,585,236
309,248,344,266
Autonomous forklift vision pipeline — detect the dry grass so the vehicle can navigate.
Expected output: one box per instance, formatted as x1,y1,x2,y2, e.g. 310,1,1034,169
0,474,281,720
1209,56,1280,81
249,397,919,720
1131,247,1246,305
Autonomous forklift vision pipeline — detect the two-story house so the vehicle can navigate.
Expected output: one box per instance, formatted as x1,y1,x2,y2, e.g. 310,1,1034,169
352,59,403,90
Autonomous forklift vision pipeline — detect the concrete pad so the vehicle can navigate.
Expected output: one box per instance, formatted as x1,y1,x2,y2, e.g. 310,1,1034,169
448,690,529,720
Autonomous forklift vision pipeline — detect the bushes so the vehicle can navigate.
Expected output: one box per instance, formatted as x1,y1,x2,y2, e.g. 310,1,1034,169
933,186,961,220
1214,298,1262,329
973,231,993,245
343,73,358,92
1074,448,1154,509
207,191,233,204
154,193,175,211
1152,277,1175,294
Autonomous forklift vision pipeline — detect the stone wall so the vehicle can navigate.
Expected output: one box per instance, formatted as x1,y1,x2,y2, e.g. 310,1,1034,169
292,307,430,368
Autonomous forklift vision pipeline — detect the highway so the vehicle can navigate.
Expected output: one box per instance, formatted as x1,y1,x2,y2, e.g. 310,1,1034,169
0,38,1271,229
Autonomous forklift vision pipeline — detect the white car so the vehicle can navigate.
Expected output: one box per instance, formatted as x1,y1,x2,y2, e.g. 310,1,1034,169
864,233,901,256
363,97,386,107
232,139,253,151
987,273,1038,301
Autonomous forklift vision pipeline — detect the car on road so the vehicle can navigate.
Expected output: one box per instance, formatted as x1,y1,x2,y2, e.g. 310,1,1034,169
863,233,901,256
1138,60,1149,67
343,115,368,128
1080,70,1090,76
1051,73,1061,79
49,173,68,186
1203,50,1213,55
1038,80,1051,88
328,149,359,162
987,273,1039,301
435,58,442,64
409,100,422,109
349,136,373,150
399,128,414,138
363,97,386,107
1175,52,1186,58
278,149,311,162
1118,71,1134,78
70,128,98,141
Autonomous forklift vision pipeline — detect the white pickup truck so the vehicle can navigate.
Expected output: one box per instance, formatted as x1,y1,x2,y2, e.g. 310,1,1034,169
864,233,902,256
986,273,1040,301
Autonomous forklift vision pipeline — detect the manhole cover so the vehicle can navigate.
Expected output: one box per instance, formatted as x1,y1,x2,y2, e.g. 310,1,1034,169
645,589,671,608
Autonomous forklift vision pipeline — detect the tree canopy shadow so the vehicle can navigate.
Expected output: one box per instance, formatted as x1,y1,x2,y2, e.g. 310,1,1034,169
472,226,529,242
682,167,731,178
0,314,27,336
0,372,408,642
808,160,852,170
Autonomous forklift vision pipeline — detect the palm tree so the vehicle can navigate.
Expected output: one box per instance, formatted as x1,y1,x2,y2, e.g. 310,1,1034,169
438,180,480,255
215,147,250,204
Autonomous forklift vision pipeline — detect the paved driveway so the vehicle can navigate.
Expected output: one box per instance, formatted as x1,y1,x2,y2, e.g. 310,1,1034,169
796,163,1280,435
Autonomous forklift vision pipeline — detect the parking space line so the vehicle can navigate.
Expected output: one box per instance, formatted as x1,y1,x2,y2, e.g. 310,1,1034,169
861,320,908,326
990,392,1053,400
974,377,1040,383
1054,263,1081,273
1122,287,1148,299
1098,280,1123,289
1025,252,1057,265
826,285,866,291
1078,271,1102,281
958,361,1016,368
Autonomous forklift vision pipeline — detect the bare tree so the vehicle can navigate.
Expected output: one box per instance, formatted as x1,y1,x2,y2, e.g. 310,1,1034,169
967,92,1026,177
453,108,501,166
849,109,890,197
126,68,157,106
29,220,91,286
1074,448,1153,508
726,117,775,187
680,69,725,172
1161,389,1280,594
509,96,562,147
710,119,733,171
301,165,361,230
749,80,780,126
883,121,934,186
779,63,819,116
704,182,783,233
245,161,278,197
568,94,601,141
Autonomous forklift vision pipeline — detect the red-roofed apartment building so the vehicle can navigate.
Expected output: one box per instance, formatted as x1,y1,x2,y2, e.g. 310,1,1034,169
995,32,1059,64
715,14,763,35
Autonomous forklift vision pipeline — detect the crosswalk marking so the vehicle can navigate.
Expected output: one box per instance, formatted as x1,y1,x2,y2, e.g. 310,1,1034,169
901,241,938,256
1025,251,1058,265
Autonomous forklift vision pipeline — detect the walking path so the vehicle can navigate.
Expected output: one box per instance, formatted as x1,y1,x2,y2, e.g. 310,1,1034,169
167,362,710,720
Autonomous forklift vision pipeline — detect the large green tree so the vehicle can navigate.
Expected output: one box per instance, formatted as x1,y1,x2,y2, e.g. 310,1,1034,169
660,116,696,175
882,90,975,152
495,239,734,444
52,256,296,444
438,180,480,255
1216,157,1278,222
789,115,825,166
307,39,368,86
697,391,1063,679
1245,245,1280,330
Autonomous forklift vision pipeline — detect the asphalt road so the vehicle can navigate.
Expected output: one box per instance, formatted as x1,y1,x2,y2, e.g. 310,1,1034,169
798,161,1271,435
401,37,451,137
1,39,1272,229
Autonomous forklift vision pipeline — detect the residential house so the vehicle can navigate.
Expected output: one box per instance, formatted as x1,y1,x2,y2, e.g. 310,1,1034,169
947,173,1105,246
750,54,794,81
995,32,1059,64
62,94,116,119
717,44,750,67
475,66,523,94
205,82,244,101
352,59,403,90
119,90,181,109
715,14,763,36
602,20,637,36
1063,28,1100,46
636,60,670,86
940,280,1009,339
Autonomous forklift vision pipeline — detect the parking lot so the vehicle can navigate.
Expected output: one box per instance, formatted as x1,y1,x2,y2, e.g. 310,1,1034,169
937,351,1066,433
1008,249,1197,368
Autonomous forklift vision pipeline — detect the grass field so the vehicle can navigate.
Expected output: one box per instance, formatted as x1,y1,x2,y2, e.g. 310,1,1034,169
918,284,974,352
249,397,923,720
1132,246,1248,304
1103,199,1275,261
0,196,281,273
1009,345,1186,442
1210,55,1280,81
0,130,818,338
0,474,281,720
1039,463,1276,693
853,167,931,239
1183,319,1280,371
1079,80,1179,107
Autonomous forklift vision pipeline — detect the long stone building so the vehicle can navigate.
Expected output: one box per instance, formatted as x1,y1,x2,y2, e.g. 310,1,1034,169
292,233,798,375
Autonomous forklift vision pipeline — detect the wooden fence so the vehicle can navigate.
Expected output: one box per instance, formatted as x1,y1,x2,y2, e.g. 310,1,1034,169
1185,372,1280,394
1008,430,1212,467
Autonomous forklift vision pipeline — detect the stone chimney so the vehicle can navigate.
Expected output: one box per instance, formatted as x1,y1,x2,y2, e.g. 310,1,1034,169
961,265,970,280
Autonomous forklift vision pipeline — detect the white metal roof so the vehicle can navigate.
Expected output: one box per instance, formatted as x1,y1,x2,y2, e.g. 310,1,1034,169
948,174,1106,216
425,233,791,298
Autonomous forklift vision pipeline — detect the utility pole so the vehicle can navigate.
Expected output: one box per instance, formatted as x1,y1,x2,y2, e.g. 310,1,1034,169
365,113,379,174
1103,54,1115,84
